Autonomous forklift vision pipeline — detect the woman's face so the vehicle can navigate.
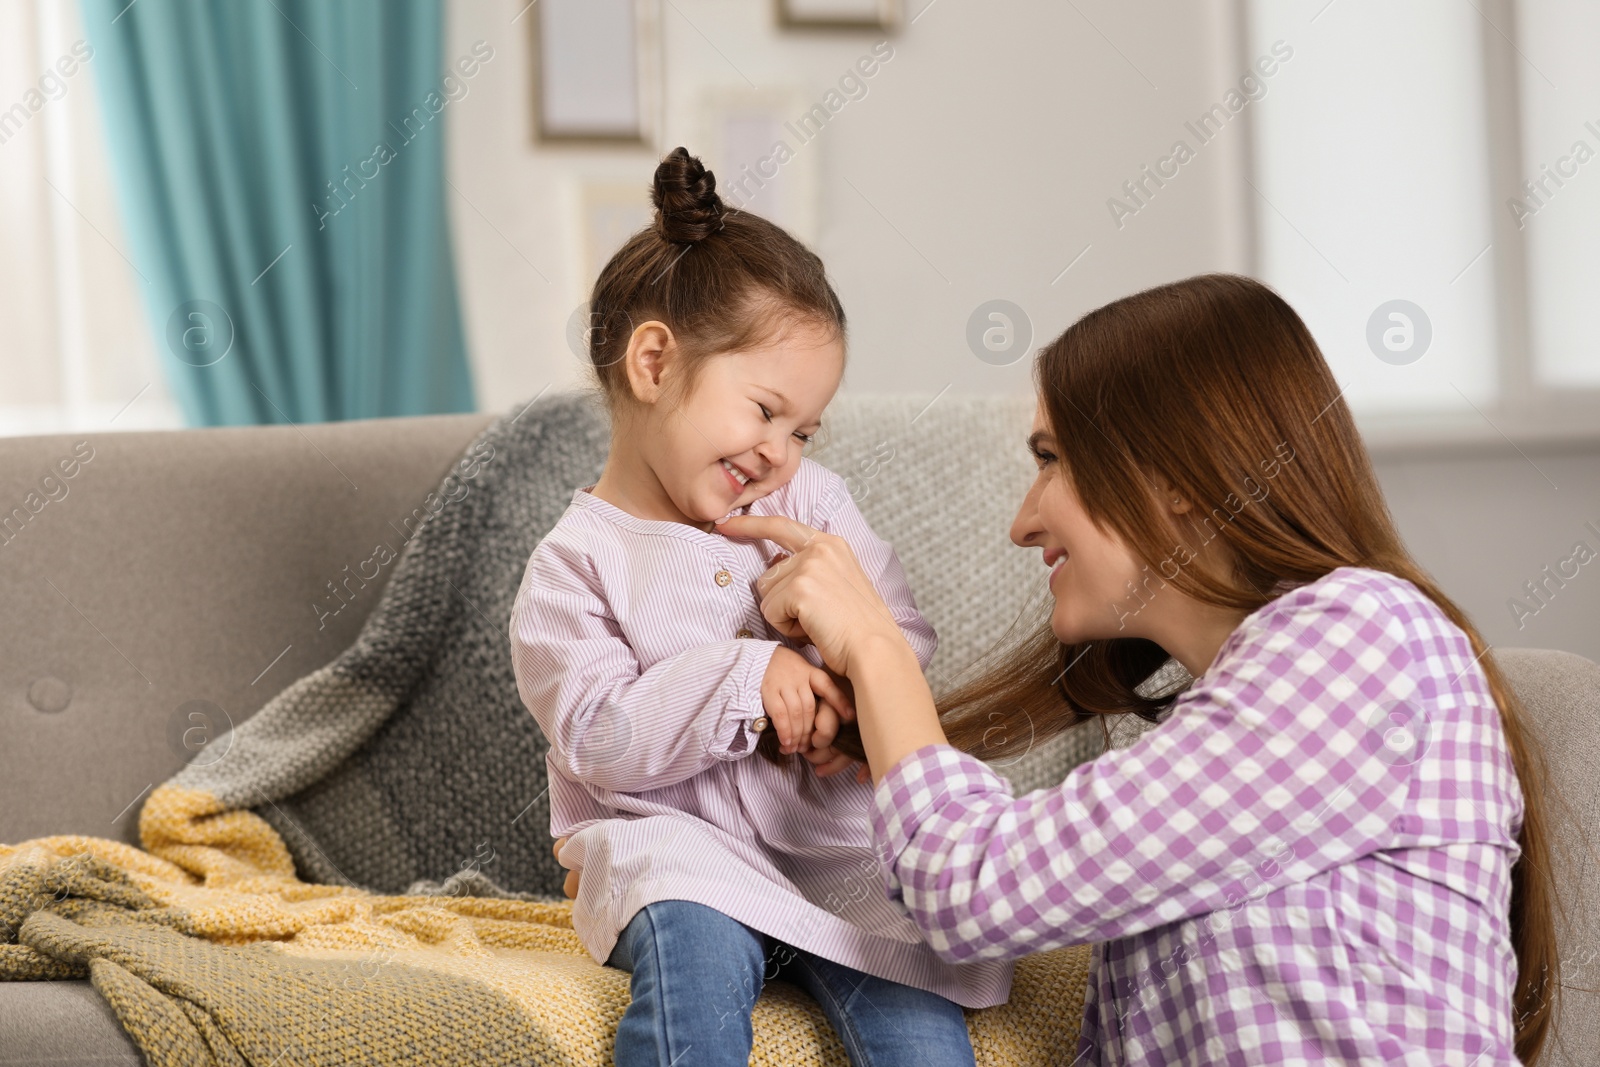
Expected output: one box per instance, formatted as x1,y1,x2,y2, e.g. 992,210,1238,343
1009,401,1163,645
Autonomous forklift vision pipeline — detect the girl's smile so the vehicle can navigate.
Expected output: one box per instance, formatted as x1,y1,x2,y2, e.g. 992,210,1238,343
720,458,754,491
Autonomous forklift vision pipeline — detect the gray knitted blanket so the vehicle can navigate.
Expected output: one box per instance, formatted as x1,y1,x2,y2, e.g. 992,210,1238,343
170,391,613,899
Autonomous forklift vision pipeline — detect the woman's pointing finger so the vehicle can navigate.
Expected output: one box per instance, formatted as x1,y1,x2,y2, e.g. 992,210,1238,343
712,513,821,555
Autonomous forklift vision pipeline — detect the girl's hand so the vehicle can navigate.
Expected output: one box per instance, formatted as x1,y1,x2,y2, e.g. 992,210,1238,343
552,836,579,900
714,515,903,679
762,646,854,754
763,645,814,755
800,684,872,783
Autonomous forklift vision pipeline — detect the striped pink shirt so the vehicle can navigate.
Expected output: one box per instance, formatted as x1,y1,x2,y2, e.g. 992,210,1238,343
509,456,1015,1008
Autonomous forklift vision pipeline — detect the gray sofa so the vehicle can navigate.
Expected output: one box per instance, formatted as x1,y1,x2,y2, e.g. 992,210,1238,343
2,395,1596,1065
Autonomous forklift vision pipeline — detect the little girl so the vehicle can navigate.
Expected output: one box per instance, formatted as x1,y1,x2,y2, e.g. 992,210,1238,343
510,148,1013,1067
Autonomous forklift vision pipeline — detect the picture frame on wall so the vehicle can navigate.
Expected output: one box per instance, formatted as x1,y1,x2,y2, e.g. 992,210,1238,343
695,88,821,247
775,0,901,32
530,0,661,145
573,181,655,293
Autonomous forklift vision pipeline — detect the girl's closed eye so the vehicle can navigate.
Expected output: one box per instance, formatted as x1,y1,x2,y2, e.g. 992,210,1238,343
759,402,815,445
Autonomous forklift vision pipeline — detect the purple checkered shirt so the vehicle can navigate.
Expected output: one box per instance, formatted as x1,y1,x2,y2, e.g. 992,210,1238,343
871,566,1524,1064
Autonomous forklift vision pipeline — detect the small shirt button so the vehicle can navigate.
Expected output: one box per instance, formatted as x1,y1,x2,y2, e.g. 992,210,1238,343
714,569,733,587
750,716,769,733
735,628,753,639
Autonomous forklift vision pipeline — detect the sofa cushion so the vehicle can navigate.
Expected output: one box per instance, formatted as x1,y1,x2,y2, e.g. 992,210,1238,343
0,836,1091,1066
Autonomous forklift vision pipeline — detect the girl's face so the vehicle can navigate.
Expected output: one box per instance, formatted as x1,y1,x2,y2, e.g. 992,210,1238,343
638,319,844,527
1009,401,1164,645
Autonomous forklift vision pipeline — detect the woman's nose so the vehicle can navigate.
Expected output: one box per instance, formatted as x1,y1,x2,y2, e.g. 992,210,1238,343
1010,481,1044,548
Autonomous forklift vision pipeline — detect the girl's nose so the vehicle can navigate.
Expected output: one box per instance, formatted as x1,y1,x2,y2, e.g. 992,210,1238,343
756,435,786,467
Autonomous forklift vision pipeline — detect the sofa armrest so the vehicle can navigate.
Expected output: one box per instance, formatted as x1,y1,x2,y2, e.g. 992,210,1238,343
0,412,495,846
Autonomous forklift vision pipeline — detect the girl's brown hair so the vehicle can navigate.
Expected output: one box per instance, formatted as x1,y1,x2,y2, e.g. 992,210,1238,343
583,146,845,415
921,273,1556,1061
587,146,846,768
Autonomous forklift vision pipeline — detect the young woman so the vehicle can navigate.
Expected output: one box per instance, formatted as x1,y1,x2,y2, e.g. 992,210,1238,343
564,273,1557,1064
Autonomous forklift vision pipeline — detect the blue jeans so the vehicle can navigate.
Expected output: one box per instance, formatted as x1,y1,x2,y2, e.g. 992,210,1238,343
604,899,977,1067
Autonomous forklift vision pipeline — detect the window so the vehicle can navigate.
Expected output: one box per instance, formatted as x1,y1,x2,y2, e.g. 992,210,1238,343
1514,0,1600,390
0,0,179,437
1245,0,1598,446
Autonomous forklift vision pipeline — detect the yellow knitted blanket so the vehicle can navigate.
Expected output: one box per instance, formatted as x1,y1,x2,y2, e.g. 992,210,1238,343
1,783,1091,1065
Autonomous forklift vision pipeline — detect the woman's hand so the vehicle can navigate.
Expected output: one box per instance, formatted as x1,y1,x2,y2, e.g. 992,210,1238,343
552,837,578,900
716,513,945,787
712,515,904,678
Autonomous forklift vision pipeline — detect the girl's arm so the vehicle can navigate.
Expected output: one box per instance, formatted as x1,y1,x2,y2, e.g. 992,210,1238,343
511,537,779,794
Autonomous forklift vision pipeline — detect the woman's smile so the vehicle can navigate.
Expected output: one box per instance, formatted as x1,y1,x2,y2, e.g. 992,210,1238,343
1044,547,1068,587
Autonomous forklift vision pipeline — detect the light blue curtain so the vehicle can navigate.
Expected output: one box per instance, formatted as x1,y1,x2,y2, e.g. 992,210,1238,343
80,0,475,425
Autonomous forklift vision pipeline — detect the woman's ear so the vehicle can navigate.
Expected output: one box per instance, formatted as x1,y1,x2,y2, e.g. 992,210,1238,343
1152,473,1191,515
623,321,677,404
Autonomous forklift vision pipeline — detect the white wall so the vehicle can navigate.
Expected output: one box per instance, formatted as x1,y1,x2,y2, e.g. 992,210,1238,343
1372,443,1600,664
443,0,1252,408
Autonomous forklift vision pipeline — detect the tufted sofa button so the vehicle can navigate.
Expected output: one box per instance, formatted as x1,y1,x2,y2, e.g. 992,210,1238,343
27,676,72,714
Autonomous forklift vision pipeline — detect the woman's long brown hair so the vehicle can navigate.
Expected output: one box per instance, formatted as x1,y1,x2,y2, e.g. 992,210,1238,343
910,273,1555,1062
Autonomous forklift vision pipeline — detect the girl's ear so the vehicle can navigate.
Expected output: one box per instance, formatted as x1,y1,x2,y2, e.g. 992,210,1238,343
623,321,677,404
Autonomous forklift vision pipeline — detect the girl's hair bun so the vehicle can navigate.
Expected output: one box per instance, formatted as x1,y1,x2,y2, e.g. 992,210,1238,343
652,147,725,244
